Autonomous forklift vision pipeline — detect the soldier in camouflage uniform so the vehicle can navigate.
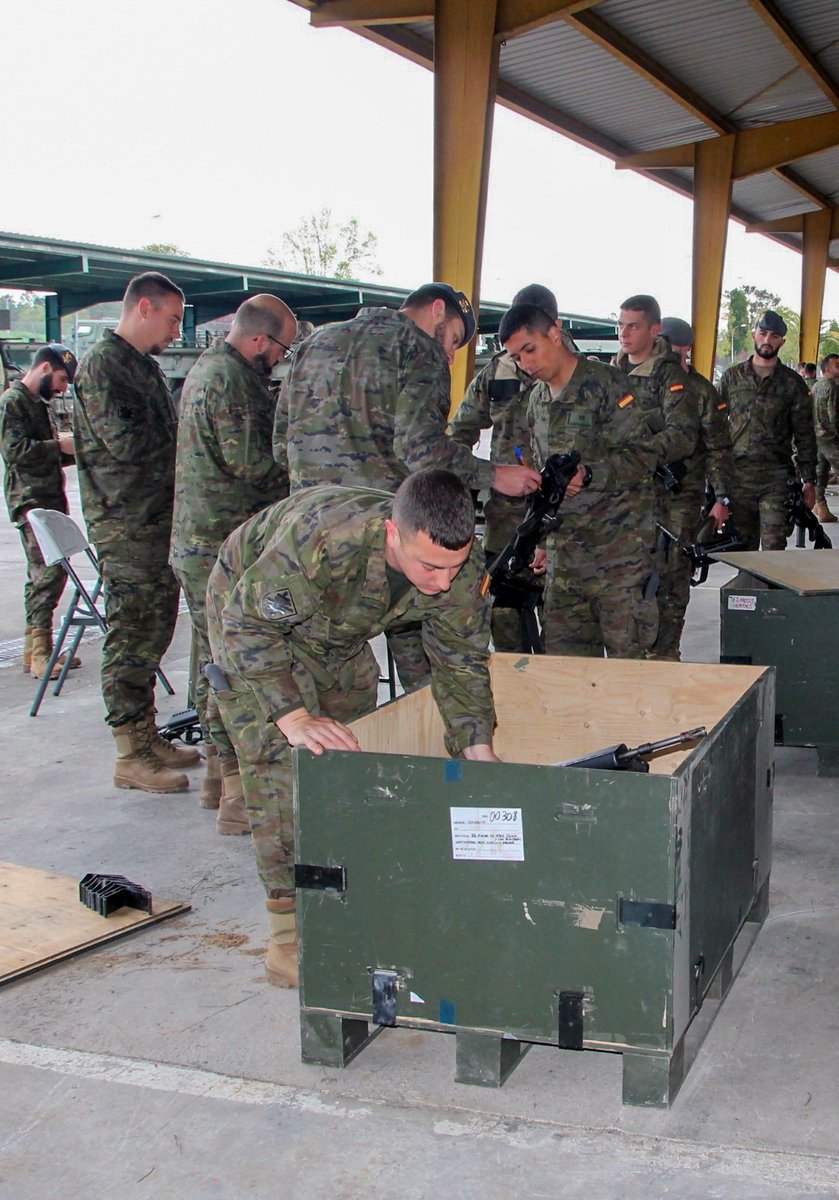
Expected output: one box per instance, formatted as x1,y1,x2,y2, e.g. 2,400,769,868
170,295,297,828
0,344,80,679
656,317,735,659
719,310,817,552
500,303,662,657
812,353,839,523
613,296,700,659
205,469,498,986
273,282,540,690
74,272,200,793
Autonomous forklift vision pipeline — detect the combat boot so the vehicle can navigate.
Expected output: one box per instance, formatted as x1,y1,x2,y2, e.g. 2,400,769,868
22,627,33,674
142,711,202,768
814,500,838,523
29,628,61,680
112,721,189,794
217,760,250,836
199,744,222,809
265,898,298,987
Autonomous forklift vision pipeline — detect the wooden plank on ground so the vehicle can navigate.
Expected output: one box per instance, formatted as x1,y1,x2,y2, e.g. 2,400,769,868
0,862,190,986
713,549,839,594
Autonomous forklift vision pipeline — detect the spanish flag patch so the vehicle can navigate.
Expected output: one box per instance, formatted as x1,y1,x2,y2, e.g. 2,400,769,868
717,401,727,411
670,383,685,392
618,393,634,408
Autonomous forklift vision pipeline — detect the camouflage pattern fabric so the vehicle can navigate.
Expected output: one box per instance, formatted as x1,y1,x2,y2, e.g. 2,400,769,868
74,329,178,565
18,521,66,630
170,341,289,750
812,377,839,501
528,357,660,657
1,380,70,524
206,484,495,897
720,358,817,550
74,329,181,724
273,308,495,493
449,351,542,651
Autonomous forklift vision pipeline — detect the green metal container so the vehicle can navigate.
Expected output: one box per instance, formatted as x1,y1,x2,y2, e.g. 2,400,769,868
294,654,773,1107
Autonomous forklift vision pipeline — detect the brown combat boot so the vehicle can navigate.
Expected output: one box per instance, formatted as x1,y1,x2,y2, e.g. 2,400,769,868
22,627,33,674
29,628,61,680
814,500,838,523
142,711,202,768
112,721,189,794
217,760,250,835
265,898,298,987
199,743,222,809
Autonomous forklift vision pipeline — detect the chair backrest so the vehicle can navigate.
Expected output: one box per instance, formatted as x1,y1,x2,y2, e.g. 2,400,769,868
27,509,90,566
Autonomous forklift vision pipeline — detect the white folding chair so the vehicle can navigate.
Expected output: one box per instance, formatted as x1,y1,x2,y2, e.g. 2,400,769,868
26,508,174,717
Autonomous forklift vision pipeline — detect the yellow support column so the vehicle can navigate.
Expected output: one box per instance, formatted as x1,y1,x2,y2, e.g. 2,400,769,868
800,209,831,365
433,0,499,412
691,135,735,380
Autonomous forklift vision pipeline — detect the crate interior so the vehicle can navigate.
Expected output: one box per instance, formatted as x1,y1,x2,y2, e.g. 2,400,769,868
351,653,769,774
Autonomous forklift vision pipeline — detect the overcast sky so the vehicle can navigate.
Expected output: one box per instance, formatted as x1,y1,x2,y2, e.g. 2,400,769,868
5,0,839,323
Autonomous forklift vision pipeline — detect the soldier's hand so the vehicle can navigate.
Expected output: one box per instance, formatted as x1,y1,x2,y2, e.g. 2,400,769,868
564,464,589,498
492,464,542,497
709,501,730,531
530,547,548,575
462,743,502,763
58,432,75,458
802,481,816,510
276,708,361,755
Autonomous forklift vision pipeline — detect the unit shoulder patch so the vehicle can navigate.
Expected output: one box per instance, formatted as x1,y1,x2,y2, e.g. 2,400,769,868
260,589,298,620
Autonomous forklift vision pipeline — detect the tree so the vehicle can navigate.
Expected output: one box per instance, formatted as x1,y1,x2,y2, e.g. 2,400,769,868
139,242,190,256
718,284,781,365
264,207,382,279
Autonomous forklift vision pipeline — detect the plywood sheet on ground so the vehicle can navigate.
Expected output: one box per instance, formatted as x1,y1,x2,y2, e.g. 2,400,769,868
714,550,839,594
0,862,190,986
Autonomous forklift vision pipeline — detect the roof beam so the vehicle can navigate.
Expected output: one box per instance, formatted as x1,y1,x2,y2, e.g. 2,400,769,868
746,0,839,110
182,275,250,296
494,0,602,41
617,112,839,178
308,1,432,27
747,209,839,237
0,254,89,283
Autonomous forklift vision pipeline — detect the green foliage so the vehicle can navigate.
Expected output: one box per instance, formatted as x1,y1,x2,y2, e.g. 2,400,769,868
0,291,46,339
139,242,190,256
264,208,382,280
718,284,781,365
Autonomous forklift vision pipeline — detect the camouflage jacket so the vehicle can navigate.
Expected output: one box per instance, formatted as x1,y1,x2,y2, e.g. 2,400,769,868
812,377,839,465
448,351,536,551
206,485,495,754
274,308,494,493
170,341,288,571
613,337,699,467
684,366,734,499
719,357,817,482
74,329,178,561
528,357,658,580
0,380,70,524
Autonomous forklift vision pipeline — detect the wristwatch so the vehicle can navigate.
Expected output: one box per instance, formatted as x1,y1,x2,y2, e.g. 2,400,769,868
717,495,732,507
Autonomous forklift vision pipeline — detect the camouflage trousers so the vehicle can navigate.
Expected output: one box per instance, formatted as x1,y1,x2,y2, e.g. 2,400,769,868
649,489,703,661
18,521,66,630
731,471,790,551
98,555,180,727
543,569,657,658
215,647,380,899
816,449,838,502
172,560,236,761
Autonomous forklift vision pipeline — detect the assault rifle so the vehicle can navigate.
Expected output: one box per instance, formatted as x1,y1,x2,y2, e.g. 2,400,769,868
157,706,202,745
481,451,592,595
788,479,832,550
654,460,688,493
558,727,706,773
656,519,746,586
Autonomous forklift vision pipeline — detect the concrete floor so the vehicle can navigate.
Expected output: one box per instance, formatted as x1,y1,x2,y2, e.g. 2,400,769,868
1,470,838,1198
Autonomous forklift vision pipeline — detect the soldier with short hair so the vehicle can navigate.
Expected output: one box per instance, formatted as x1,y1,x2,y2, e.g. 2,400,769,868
719,310,817,551
0,343,80,679
74,271,201,793
205,469,498,987
499,302,660,658
812,353,839,524
171,294,298,830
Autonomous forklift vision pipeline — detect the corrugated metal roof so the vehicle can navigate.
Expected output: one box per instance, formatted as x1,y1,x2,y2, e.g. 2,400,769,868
789,147,839,205
732,172,819,223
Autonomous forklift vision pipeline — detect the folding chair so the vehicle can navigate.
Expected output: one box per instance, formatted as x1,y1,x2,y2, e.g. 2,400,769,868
26,508,174,717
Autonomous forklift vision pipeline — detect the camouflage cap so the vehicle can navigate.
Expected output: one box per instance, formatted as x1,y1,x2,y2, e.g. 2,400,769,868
512,284,558,321
421,283,477,345
661,317,694,347
757,310,787,337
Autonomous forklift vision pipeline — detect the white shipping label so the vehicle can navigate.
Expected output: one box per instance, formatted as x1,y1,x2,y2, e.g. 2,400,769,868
450,807,525,861
728,595,757,611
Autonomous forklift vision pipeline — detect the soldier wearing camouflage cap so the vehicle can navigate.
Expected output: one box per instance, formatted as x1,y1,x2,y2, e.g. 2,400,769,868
273,281,540,691
205,469,498,987
74,272,201,794
0,343,80,679
718,310,817,551
170,294,297,829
